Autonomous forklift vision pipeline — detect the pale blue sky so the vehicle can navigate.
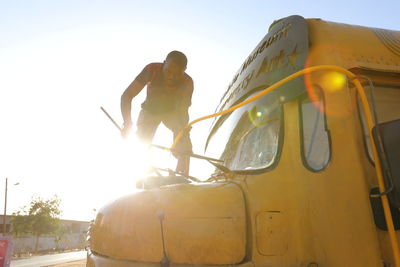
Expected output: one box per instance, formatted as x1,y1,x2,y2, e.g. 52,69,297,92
0,0,399,221
2,1,399,49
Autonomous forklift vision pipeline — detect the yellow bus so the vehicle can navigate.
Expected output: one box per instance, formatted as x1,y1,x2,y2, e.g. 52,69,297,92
87,15,400,267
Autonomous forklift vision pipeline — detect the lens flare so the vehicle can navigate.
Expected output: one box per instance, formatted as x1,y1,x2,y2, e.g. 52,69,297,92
122,136,154,179
248,106,267,126
321,72,346,92
304,68,355,118
303,44,357,118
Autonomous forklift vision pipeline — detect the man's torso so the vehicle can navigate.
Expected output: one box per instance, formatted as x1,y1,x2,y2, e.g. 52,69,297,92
135,63,193,114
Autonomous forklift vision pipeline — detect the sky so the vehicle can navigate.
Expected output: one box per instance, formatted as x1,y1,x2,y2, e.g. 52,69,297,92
1,0,399,221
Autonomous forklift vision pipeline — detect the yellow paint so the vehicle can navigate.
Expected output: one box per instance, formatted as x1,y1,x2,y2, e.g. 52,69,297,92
320,71,347,92
90,182,246,265
256,211,288,256
88,16,400,267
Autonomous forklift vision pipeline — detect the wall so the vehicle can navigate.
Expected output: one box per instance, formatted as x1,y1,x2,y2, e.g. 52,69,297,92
0,216,90,255
12,233,86,254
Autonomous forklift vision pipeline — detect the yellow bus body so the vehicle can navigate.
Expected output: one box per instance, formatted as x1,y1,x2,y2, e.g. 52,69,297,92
88,16,400,267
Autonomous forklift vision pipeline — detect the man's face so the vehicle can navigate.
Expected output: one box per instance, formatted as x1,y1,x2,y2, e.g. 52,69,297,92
162,60,185,86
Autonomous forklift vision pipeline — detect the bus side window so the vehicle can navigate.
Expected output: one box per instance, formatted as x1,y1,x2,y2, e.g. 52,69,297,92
300,89,331,171
357,85,400,163
358,97,374,163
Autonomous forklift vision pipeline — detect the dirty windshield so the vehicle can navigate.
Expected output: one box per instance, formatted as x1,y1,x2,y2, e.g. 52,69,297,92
205,90,282,172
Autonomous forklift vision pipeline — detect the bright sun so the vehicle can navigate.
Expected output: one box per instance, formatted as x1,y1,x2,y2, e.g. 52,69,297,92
114,132,178,180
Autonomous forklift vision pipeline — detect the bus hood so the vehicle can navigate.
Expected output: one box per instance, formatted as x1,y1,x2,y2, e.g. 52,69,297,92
90,181,246,265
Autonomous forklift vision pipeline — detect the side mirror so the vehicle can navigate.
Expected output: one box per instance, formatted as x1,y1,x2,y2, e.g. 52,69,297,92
372,119,400,208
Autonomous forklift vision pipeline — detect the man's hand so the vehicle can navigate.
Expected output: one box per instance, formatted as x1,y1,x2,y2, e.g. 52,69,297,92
121,122,132,139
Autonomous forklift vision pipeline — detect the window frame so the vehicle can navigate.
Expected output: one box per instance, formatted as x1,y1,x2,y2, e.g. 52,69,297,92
298,88,332,172
356,91,375,166
356,82,400,165
228,104,285,175
205,86,285,175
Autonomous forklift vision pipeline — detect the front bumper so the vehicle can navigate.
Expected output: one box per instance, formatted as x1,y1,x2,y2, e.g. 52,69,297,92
87,251,255,267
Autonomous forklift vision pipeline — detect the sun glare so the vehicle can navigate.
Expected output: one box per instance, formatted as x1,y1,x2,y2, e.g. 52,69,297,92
120,136,156,179
120,133,179,179
321,71,347,92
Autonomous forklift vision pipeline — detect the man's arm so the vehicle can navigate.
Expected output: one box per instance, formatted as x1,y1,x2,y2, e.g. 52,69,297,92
120,80,145,137
176,77,194,129
180,77,194,112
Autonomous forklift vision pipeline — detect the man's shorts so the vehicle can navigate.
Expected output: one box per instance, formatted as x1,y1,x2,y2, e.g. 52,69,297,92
136,109,192,154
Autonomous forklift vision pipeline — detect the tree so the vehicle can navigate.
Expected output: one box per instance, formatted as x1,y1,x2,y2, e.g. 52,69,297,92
11,207,31,237
11,196,62,251
54,225,69,250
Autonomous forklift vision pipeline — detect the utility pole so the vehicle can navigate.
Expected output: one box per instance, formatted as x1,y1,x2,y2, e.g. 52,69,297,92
3,177,7,235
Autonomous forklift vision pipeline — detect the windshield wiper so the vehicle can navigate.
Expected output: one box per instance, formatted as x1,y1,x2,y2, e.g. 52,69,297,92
150,144,224,163
150,144,235,180
149,166,201,183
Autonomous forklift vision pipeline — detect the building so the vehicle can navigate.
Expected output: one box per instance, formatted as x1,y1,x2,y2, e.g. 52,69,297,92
0,215,90,254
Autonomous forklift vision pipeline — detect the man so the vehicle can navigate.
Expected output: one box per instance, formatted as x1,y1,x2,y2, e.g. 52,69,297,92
120,51,193,175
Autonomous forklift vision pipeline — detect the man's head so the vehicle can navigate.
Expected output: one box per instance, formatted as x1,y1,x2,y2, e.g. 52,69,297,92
162,51,187,86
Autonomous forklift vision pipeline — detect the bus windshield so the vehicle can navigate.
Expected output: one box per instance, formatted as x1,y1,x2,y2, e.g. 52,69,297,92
205,91,282,172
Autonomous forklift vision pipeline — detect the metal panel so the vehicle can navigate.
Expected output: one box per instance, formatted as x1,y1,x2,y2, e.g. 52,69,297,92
256,211,288,256
91,182,246,265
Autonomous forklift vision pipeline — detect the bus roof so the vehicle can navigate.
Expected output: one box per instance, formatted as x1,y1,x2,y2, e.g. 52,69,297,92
216,15,400,114
306,18,400,74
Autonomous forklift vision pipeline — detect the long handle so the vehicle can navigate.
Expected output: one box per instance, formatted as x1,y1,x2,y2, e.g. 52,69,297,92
100,106,122,131
100,106,223,163
150,144,223,163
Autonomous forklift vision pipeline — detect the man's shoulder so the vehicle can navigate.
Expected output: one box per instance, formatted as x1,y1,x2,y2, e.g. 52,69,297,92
182,73,193,85
145,62,163,71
